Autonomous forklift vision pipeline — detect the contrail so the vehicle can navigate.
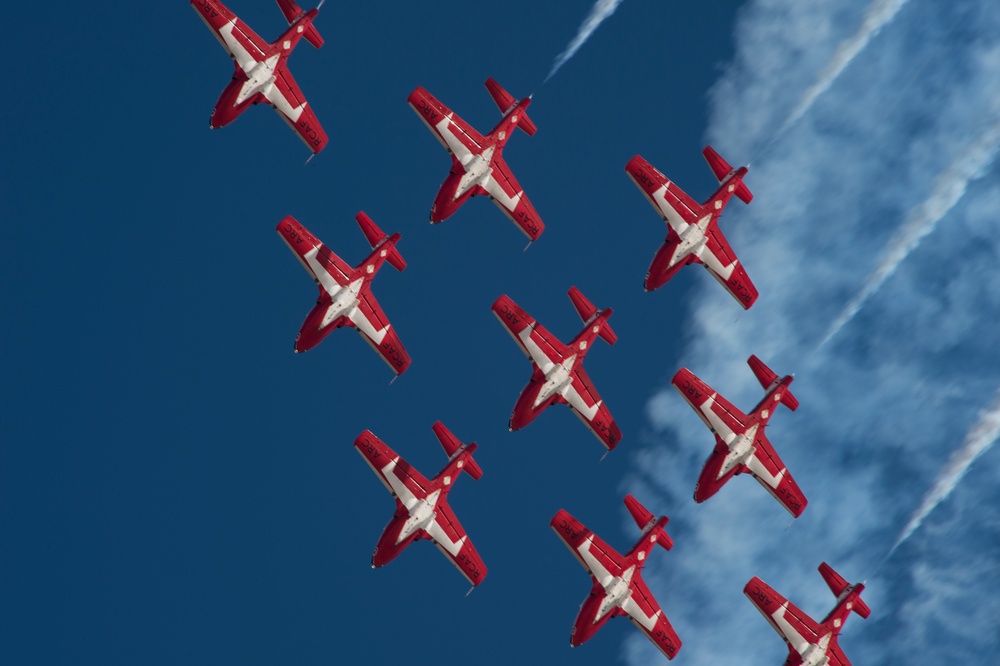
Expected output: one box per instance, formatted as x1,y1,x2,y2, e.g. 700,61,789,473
888,388,1000,556
751,0,913,163
783,0,911,133
544,0,625,84
820,116,1000,347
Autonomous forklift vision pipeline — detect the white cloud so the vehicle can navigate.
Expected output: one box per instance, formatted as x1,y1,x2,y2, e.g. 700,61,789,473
822,114,1000,347
630,0,1000,663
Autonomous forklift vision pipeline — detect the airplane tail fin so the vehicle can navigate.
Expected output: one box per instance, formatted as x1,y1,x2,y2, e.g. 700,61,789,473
432,421,483,480
356,212,406,272
703,145,752,204
568,287,617,346
485,77,537,136
819,562,871,619
624,494,674,551
748,355,798,411
275,0,324,48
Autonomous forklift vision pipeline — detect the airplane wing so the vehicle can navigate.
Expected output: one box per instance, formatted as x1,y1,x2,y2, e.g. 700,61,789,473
263,65,328,154
746,432,808,517
672,368,750,438
423,501,488,586
827,643,852,666
348,289,411,375
625,155,704,231
354,430,433,506
565,365,621,450
479,156,544,241
621,576,682,660
550,509,624,587
492,296,569,373
276,216,351,292
190,0,269,73
701,224,759,308
408,87,486,164
745,577,823,662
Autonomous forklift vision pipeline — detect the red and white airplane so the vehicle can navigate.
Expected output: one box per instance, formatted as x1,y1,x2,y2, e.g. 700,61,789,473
408,78,544,242
745,562,870,666
276,213,411,375
625,147,757,308
672,355,807,517
550,494,682,660
354,422,488,587
492,288,621,450
191,0,328,154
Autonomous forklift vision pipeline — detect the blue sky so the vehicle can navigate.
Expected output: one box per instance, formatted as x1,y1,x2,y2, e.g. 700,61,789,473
2,1,997,665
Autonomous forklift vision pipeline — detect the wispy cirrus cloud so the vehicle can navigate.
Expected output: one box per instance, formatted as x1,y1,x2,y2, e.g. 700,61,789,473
627,0,1000,664
783,0,913,131
821,115,1000,347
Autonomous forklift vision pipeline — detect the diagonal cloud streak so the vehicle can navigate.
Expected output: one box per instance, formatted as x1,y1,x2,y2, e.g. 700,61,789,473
544,0,625,84
820,116,1000,347
629,1,1000,663
783,0,911,132
890,388,1000,554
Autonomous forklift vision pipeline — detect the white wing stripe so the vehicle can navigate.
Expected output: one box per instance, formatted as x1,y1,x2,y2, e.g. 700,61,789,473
380,458,419,509
518,325,558,373
348,306,389,345
425,520,466,557
563,383,600,420
480,174,522,212
621,596,659,631
435,115,474,163
653,185,695,233
577,537,615,587
219,21,260,73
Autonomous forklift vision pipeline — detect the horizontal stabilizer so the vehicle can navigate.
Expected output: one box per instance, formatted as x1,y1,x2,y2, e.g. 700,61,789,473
568,287,617,345
356,212,405,271
485,77,536,136
275,0,323,48
747,355,799,411
819,562,871,619
703,145,752,204
624,494,673,550
432,421,483,480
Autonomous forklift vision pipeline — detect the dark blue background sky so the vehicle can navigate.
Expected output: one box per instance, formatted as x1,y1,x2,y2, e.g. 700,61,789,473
4,1,998,665
1,2,743,664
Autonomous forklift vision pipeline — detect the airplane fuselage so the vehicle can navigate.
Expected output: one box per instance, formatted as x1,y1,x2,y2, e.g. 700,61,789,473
772,589,864,666
509,373,560,430
646,166,750,290
430,99,531,223
508,311,610,430
570,525,662,647
571,581,621,646
692,375,794,502
293,237,398,353
208,9,317,128
370,449,472,568
820,584,866,628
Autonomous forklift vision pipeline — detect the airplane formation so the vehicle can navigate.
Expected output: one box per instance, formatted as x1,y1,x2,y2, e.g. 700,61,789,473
190,1,872,662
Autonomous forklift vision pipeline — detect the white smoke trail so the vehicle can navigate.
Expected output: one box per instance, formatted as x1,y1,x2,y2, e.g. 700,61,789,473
820,116,1000,347
889,389,1000,555
783,0,910,132
544,0,625,83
